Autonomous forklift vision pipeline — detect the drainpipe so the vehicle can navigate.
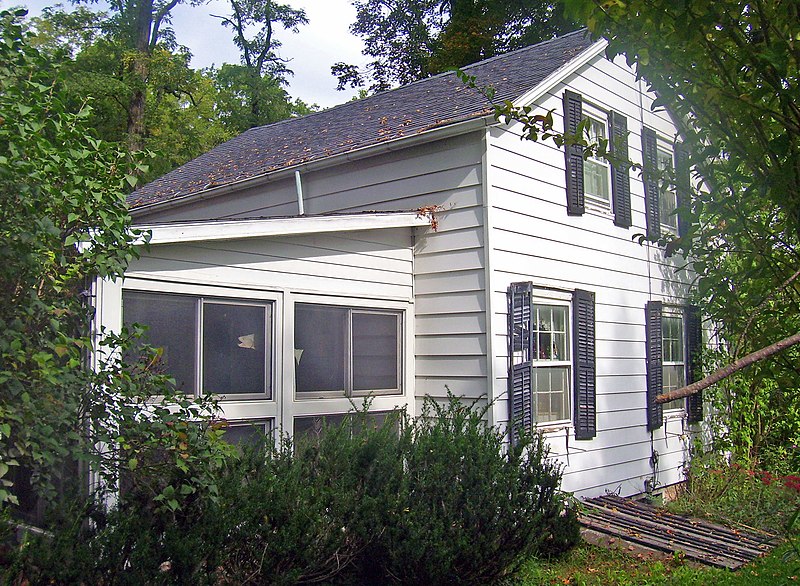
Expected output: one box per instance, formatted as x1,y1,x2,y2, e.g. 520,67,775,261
294,170,305,216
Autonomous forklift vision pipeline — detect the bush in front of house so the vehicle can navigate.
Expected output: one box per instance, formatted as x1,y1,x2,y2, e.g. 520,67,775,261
353,395,579,585
3,397,579,584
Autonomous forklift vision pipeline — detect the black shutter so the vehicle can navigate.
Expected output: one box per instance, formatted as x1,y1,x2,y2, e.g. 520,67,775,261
645,301,664,430
508,283,533,441
685,305,703,422
675,142,691,238
609,111,632,228
641,127,660,239
563,90,585,216
572,289,596,439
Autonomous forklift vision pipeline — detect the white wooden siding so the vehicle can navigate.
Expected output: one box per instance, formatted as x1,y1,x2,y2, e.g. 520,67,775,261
135,132,490,415
486,52,695,498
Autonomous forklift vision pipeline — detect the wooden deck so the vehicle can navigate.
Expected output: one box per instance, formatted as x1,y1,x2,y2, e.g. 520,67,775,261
579,494,779,569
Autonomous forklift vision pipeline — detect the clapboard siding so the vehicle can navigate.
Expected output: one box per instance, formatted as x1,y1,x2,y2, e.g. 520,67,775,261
136,132,490,412
486,51,694,498
125,228,415,301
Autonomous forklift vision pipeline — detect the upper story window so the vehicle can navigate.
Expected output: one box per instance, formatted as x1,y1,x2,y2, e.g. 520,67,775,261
294,303,402,399
562,90,631,227
583,116,611,206
122,291,272,399
658,149,678,232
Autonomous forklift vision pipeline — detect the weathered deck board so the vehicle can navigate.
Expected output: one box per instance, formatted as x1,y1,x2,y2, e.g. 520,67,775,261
579,494,778,569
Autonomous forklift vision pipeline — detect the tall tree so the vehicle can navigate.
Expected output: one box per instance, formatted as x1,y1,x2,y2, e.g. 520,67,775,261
28,7,233,181
333,0,578,92
563,0,800,468
212,0,309,131
72,0,205,151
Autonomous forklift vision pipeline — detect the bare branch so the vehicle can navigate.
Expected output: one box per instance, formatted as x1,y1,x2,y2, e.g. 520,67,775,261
656,331,800,403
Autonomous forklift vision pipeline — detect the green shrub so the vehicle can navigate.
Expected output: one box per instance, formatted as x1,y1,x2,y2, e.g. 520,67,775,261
668,452,800,535
4,397,579,584
358,395,579,585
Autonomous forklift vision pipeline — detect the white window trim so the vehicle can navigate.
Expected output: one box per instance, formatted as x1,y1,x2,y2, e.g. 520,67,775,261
657,146,679,233
661,307,686,412
284,292,412,435
530,292,573,427
582,102,612,211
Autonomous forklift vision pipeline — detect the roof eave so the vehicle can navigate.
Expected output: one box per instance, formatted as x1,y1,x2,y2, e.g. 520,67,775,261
138,211,431,246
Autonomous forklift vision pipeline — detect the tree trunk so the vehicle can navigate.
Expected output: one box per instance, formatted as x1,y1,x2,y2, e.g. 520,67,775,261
656,331,800,403
126,0,154,153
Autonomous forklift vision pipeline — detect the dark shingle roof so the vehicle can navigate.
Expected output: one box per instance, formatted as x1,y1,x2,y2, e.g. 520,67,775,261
130,29,595,208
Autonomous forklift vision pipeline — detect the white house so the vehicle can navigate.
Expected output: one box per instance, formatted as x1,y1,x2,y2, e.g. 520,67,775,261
94,30,703,499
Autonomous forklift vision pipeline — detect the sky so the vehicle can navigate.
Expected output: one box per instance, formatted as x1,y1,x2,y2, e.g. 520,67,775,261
9,0,368,109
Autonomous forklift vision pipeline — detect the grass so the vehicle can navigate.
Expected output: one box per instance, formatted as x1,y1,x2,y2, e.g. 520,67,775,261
516,454,800,586
517,542,800,585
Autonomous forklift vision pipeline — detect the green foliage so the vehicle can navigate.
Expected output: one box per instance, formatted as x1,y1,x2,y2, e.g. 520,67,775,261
5,398,578,584
667,452,800,535
365,395,579,584
0,8,144,508
335,0,579,92
562,0,800,468
213,0,310,132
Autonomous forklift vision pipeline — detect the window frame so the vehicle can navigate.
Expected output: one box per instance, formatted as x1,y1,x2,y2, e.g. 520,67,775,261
657,147,679,233
660,309,686,411
529,300,573,425
293,302,404,400
582,103,612,209
509,287,575,428
123,290,275,401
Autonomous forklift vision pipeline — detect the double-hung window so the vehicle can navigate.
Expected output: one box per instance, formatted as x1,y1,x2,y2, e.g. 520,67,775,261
294,303,402,399
123,291,272,399
562,90,632,227
583,115,611,206
508,284,596,441
661,310,685,410
530,304,571,422
645,302,703,430
657,149,679,233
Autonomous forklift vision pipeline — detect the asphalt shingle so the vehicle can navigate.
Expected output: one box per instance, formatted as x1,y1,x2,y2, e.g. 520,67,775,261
129,29,595,208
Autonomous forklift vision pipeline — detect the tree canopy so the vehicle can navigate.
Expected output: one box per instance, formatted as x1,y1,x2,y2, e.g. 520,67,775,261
333,0,578,92
565,0,800,469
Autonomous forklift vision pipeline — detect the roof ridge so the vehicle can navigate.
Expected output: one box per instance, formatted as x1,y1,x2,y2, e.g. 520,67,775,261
239,28,592,137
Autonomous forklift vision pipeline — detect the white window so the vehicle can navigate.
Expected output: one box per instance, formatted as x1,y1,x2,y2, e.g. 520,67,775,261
583,115,611,205
658,149,678,232
530,303,571,423
661,311,685,410
122,291,272,399
294,303,402,399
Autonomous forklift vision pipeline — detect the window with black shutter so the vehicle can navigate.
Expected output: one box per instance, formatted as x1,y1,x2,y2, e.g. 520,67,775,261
508,283,596,441
572,289,596,439
563,90,585,216
645,302,704,429
563,91,630,224
645,300,664,430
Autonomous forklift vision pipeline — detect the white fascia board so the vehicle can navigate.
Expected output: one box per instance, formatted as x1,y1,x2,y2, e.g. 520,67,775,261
140,212,431,246
512,39,608,108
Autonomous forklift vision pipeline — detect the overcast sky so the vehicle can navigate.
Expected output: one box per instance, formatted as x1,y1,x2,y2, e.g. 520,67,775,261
9,0,368,109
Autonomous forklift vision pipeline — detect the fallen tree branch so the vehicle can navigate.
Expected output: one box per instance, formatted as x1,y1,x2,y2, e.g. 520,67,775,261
656,331,800,403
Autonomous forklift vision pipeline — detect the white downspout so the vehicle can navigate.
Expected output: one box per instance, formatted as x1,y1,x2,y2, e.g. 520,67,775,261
294,170,305,216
